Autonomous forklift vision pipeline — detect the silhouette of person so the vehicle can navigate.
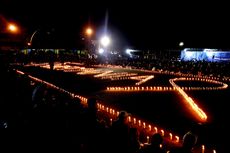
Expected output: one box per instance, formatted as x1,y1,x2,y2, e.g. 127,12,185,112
169,131,198,153
110,110,130,153
140,133,166,153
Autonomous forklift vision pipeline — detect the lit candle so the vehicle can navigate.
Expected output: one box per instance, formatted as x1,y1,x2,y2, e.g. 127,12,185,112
154,127,158,133
202,145,205,153
133,118,136,124
138,120,141,126
147,136,150,144
117,111,119,116
160,129,164,136
148,125,151,131
110,118,113,126
128,116,131,122
169,133,172,140
175,136,179,143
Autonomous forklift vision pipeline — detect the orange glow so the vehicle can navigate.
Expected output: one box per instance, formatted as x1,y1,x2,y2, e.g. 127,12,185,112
128,116,131,122
148,125,152,131
169,78,208,122
133,118,136,124
169,133,173,140
17,66,226,151
86,28,93,36
154,127,158,133
8,23,18,33
202,145,205,153
160,129,164,136
175,136,180,143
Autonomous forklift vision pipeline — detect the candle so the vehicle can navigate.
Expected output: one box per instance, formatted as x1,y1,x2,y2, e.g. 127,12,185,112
148,125,151,131
202,145,205,153
175,136,179,143
133,118,136,124
128,116,131,122
160,129,164,136
169,133,172,140
147,136,150,144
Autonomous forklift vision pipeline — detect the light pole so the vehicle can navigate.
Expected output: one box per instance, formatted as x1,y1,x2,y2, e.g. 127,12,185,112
179,42,184,47
99,35,111,63
85,27,93,55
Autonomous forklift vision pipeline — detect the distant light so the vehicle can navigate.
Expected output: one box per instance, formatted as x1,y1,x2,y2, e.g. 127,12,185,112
126,49,131,54
8,23,18,33
86,28,93,36
99,48,104,54
179,42,184,47
27,42,31,46
100,36,110,47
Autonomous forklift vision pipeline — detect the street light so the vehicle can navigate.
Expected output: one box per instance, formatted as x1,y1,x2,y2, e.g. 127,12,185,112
7,23,19,34
86,27,93,36
179,42,184,47
100,35,110,47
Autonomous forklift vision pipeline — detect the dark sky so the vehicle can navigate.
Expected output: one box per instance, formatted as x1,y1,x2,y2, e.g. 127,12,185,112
1,0,230,50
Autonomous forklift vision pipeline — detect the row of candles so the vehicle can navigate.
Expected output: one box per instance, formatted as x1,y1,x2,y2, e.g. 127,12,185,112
136,68,230,82
106,85,227,92
26,62,230,83
15,69,181,144
16,69,217,153
169,78,208,122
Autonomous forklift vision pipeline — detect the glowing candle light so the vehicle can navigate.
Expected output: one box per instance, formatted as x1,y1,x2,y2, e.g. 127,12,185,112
148,125,151,131
133,118,136,124
154,127,158,133
169,133,173,140
160,129,164,136
143,122,146,128
128,116,131,122
213,150,216,153
202,145,205,153
138,120,141,126
175,136,179,143
147,136,150,144
110,118,113,126
110,108,112,114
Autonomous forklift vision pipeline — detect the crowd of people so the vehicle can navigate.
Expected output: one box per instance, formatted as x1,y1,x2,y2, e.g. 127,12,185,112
1,51,219,153
0,62,200,153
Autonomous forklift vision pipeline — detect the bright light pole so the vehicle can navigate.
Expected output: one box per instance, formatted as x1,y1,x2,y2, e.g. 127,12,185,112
100,35,110,47
85,27,93,52
98,35,111,64
179,41,184,47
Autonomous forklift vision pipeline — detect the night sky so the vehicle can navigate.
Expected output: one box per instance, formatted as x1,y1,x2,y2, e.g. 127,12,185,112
1,0,230,50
